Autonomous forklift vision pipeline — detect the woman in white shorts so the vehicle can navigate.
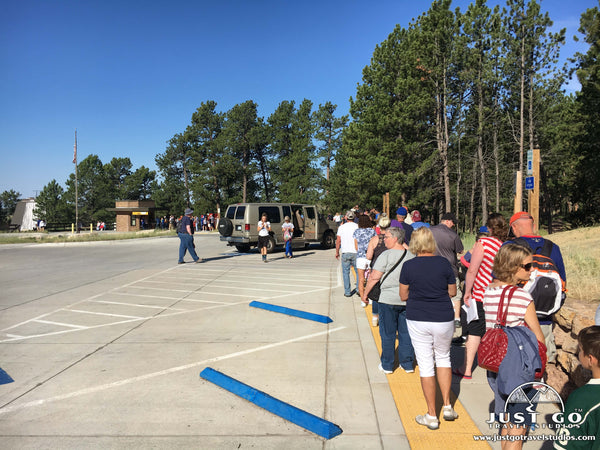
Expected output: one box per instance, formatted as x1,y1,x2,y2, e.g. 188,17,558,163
399,227,458,430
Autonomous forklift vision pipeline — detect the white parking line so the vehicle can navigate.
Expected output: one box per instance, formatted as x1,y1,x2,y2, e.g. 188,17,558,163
0,300,249,343
0,261,340,343
34,320,88,330
94,300,186,311
66,309,145,320
109,292,185,301
0,326,346,415
118,285,195,293
140,278,328,289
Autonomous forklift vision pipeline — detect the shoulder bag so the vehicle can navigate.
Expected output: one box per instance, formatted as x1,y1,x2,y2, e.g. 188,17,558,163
367,250,407,302
478,285,518,373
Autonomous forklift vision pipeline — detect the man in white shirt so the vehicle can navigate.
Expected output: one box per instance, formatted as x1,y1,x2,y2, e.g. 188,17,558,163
336,211,359,297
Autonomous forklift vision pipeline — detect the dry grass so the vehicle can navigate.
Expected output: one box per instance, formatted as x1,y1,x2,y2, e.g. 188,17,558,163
0,229,176,244
460,226,600,303
543,226,600,303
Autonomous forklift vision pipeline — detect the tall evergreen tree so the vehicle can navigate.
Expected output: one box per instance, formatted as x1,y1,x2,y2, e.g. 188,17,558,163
313,101,348,188
222,100,261,203
187,101,226,213
155,133,194,212
572,5,600,222
269,99,320,203
65,155,113,223
0,189,21,224
502,0,565,209
34,180,69,224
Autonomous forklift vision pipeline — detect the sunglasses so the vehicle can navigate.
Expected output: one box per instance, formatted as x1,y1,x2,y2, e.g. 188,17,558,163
520,262,533,271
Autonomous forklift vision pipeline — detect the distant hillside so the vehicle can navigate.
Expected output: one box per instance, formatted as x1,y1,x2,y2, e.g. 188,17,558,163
546,226,600,302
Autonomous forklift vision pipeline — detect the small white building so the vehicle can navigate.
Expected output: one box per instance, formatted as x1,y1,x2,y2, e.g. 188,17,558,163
11,198,37,231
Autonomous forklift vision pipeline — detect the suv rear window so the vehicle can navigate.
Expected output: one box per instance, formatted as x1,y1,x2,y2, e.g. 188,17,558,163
259,206,281,224
235,206,246,220
226,206,236,219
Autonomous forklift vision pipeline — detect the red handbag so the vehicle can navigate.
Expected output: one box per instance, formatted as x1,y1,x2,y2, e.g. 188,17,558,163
535,339,547,379
478,285,518,373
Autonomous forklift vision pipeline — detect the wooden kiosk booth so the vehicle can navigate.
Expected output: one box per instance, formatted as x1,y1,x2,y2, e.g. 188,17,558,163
109,200,156,232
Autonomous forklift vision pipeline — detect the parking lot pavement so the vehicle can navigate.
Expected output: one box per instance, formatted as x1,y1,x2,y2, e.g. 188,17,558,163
0,235,407,449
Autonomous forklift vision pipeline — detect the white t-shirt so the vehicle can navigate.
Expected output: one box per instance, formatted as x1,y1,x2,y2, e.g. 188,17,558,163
337,221,358,253
258,221,270,237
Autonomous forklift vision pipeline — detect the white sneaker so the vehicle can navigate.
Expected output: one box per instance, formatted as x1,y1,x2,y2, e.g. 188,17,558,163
443,405,458,421
416,413,439,430
402,366,415,374
378,363,393,374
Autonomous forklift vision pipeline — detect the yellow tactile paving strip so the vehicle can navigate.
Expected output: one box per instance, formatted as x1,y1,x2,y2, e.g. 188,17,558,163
364,304,490,449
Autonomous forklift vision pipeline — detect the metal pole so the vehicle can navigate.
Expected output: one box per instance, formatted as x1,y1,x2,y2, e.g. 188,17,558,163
74,130,78,233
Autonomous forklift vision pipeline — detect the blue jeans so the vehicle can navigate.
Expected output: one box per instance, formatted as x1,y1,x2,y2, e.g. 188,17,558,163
341,252,357,296
178,233,199,262
378,303,414,371
285,240,293,257
372,299,379,316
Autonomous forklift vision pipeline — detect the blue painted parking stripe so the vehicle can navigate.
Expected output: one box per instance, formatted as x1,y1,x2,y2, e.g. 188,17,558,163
200,367,342,439
0,367,14,385
249,301,333,324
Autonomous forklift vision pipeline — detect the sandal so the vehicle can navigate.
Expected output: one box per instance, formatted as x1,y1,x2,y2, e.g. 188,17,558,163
452,369,472,380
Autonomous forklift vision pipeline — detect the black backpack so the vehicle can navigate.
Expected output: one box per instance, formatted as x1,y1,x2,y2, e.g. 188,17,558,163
177,218,187,234
371,234,387,267
513,237,566,321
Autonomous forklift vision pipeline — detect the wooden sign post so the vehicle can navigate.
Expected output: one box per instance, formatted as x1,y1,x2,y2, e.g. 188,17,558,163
514,170,522,214
527,149,540,231
383,192,389,217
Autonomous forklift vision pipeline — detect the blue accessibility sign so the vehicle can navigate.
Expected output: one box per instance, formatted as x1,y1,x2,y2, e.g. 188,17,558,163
525,176,534,190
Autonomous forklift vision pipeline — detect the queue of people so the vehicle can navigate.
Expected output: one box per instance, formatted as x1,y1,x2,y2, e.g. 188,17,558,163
336,207,575,446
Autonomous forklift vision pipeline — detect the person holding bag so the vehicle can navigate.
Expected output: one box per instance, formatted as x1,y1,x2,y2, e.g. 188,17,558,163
362,227,415,374
482,243,546,449
282,216,294,259
354,214,377,302
365,214,391,326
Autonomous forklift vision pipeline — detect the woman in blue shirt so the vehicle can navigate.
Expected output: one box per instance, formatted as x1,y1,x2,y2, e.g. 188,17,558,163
400,227,457,430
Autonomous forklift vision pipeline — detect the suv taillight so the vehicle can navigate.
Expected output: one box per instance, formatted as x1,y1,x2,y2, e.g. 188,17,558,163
245,224,250,231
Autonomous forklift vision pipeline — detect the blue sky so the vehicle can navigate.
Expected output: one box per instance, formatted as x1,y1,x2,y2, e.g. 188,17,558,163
0,0,594,199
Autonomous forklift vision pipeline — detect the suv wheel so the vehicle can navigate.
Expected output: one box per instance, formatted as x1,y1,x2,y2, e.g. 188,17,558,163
266,236,276,254
235,244,251,253
218,218,233,237
321,230,336,249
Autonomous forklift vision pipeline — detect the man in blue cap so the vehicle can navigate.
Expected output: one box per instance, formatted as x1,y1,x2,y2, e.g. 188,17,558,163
390,206,413,245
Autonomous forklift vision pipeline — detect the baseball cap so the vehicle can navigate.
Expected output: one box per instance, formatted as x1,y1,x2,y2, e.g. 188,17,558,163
412,210,422,222
509,211,533,226
396,207,408,216
441,212,457,222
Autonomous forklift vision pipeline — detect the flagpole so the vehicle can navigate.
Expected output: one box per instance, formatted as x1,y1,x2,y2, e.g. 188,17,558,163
74,130,78,233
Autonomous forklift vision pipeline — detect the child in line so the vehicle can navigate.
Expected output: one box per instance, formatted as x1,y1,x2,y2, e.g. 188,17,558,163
555,325,600,449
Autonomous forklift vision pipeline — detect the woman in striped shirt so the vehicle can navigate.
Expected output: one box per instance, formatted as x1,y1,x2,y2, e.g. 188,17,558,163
454,213,508,379
483,243,545,449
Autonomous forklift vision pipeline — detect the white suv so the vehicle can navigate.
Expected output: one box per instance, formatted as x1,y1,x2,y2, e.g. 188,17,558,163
218,203,338,253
